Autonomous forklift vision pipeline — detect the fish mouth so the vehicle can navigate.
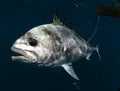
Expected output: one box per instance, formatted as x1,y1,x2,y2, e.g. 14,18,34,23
11,46,30,62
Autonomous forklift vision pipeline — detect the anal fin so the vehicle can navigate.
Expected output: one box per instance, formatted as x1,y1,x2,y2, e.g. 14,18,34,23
61,64,79,80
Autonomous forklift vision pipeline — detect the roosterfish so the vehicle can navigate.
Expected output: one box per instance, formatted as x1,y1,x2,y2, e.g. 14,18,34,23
11,14,101,80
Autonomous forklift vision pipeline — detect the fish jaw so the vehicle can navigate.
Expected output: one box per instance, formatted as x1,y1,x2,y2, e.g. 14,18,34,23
11,46,29,61
11,38,38,63
11,45,38,63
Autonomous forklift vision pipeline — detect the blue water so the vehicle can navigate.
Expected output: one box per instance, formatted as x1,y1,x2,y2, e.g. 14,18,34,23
1,0,120,91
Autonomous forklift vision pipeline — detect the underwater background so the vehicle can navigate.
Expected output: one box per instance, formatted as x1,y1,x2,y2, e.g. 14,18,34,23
0,0,120,91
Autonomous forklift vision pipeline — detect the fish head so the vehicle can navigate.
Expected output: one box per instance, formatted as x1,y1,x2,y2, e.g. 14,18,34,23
11,25,52,65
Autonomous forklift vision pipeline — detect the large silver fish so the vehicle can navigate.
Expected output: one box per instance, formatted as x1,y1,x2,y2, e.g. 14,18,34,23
11,15,101,80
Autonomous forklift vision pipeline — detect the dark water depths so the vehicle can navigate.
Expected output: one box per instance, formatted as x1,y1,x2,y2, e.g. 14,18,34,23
0,0,120,91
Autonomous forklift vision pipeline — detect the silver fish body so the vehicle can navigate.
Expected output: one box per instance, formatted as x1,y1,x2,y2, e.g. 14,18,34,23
11,18,100,80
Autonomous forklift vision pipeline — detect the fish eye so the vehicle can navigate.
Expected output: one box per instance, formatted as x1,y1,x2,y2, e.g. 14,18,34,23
28,38,38,46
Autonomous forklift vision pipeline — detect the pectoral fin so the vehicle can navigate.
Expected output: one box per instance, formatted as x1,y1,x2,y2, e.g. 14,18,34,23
61,64,79,80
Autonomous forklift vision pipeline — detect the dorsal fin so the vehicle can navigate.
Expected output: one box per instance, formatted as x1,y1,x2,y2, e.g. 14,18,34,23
52,4,80,26
61,63,79,80
87,16,100,43
53,14,63,25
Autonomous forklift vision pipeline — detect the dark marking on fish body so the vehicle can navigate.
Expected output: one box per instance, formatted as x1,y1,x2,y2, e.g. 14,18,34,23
44,28,61,42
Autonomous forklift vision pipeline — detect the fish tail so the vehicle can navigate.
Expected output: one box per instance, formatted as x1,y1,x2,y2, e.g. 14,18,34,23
95,45,101,60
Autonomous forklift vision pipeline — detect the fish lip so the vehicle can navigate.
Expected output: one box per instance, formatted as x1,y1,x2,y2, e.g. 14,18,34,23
11,46,30,62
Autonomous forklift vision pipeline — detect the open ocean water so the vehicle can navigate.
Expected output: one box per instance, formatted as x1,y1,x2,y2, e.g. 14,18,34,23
0,0,120,91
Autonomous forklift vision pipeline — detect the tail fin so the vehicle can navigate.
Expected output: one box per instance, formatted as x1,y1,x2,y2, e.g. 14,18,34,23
95,45,101,60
